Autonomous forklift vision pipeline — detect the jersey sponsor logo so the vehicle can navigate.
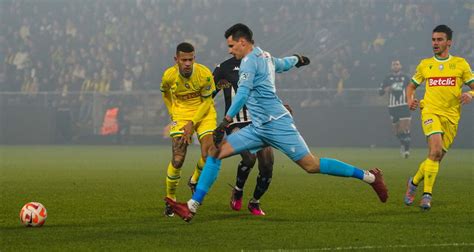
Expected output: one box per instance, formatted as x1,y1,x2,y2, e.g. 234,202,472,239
428,77,456,87
175,91,200,100
423,119,433,125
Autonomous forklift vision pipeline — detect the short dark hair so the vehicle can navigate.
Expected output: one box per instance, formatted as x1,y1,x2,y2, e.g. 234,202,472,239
433,25,453,40
176,42,194,55
225,23,254,44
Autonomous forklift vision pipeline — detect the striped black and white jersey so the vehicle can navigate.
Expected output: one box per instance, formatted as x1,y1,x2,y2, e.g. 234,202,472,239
213,57,251,123
379,73,410,107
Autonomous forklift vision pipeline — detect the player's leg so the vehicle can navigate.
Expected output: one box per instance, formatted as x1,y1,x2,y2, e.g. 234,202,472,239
398,106,412,158
389,108,404,155
419,116,455,210
248,147,274,215
230,151,257,211
261,115,388,202
188,115,217,194
168,125,265,221
418,133,443,210
406,113,450,209
164,136,188,216
187,134,213,194
228,123,258,211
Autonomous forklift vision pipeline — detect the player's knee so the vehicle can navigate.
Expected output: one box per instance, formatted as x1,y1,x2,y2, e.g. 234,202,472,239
242,155,257,168
304,166,319,174
172,157,185,168
258,159,273,174
429,149,443,161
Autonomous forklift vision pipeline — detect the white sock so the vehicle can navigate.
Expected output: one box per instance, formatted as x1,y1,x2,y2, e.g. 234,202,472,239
187,199,199,213
363,170,375,184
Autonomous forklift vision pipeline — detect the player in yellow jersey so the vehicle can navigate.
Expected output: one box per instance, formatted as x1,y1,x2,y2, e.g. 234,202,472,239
404,25,474,210
160,42,217,216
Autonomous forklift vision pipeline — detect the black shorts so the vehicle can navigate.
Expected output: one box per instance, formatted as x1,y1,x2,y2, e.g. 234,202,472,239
226,121,252,135
388,105,411,124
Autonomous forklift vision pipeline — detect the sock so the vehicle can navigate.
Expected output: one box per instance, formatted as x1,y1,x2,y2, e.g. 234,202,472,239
192,156,222,204
253,174,272,200
236,161,253,189
423,158,439,195
319,158,374,183
165,162,181,200
396,132,404,145
190,157,205,183
412,160,425,186
404,132,411,151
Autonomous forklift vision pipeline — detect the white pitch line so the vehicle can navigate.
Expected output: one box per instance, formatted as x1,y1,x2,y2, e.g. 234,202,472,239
243,242,474,251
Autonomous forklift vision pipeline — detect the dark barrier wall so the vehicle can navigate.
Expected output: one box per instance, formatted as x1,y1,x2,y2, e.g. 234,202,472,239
295,105,473,148
0,102,472,148
1,104,55,144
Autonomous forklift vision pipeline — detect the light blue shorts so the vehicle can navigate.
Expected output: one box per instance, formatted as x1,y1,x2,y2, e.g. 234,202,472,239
226,114,310,161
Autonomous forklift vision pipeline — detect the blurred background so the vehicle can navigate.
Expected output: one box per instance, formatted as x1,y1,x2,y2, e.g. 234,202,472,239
0,0,472,147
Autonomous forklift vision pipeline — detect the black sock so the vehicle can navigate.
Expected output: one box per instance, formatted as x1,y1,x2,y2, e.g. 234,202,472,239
253,174,272,200
398,132,411,151
236,161,252,189
403,132,411,151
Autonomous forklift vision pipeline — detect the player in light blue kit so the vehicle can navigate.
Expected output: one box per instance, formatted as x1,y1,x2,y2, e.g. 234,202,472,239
166,23,388,222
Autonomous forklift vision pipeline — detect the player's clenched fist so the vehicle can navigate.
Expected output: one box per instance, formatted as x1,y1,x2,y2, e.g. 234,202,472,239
408,98,419,111
460,92,473,105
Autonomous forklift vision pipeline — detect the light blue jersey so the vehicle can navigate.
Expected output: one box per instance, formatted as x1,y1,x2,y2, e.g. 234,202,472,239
226,47,299,127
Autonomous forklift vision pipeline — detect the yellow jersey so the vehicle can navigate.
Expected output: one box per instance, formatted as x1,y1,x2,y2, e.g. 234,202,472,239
411,55,474,123
160,63,216,120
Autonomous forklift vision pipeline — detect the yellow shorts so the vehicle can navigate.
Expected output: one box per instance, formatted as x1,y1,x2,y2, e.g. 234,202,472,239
169,112,216,140
421,113,458,151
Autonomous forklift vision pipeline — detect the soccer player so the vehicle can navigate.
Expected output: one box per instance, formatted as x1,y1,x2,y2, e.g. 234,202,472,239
378,60,412,158
160,42,217,217
404,25,473,210
166,23,388,222
213,56,274,216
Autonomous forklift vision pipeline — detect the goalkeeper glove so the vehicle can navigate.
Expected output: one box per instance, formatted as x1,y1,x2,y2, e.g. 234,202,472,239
213,117,231,147
294,54,310,68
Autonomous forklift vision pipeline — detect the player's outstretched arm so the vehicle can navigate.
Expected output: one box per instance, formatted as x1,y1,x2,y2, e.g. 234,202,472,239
274,54,310,73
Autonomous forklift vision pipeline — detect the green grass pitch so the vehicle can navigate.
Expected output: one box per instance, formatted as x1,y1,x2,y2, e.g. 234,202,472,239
0,146,473,251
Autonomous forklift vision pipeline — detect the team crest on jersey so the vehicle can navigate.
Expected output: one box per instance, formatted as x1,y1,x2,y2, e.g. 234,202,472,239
185,83,190,89
438,64,444,70
240,73,249,81
205,85,211,90
423,119,433,125
233,66,240,71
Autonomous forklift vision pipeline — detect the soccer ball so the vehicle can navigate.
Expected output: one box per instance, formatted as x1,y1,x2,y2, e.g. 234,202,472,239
20,202,47,227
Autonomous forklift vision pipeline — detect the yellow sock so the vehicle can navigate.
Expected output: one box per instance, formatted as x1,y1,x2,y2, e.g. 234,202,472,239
412,160,426,186
190,157,205,183
166,162,181,200
423,158,440,195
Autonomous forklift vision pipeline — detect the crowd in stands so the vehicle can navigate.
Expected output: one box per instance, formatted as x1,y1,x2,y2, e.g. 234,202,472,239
1,0,473,94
